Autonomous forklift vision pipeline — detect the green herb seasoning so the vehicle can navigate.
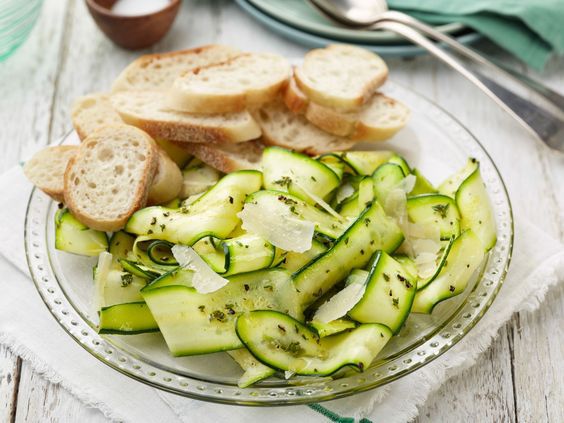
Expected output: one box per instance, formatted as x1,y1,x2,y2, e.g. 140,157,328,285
432,203,450,219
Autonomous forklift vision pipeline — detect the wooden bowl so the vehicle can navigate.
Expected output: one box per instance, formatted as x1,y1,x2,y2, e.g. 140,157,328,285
85,0,181,50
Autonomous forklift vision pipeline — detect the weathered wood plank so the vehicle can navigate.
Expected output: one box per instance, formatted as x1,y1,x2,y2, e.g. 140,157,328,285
14,361,107,423
415,325,517,423
511,284,564,423
0,0,70,166
0,346,21,423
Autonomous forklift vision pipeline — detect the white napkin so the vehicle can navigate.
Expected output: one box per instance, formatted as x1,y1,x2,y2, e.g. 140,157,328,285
0,165,562,423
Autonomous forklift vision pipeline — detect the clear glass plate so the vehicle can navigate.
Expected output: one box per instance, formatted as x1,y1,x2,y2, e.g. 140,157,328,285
24,81,513,405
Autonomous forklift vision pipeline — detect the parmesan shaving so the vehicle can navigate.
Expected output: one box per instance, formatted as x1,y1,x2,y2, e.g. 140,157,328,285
172,245,228,293
238,202,315,253
398,174,416,194
336,183,355,204
293,180,344,221
313,282,366,323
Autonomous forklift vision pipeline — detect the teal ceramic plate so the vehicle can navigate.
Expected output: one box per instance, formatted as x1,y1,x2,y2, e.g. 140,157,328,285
247,0,465,44
236,0,481,57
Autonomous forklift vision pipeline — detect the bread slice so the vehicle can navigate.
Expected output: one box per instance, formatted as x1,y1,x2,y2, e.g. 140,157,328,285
111,91,262,144
284,77,409,141
71,93,123,140
147,147,183,205
294,44,388,111
283,75,309,114
112,45,240,92
23,146,79,202
64,124,158,232
168,53,291,114
253,101,356,155
177,140,264,173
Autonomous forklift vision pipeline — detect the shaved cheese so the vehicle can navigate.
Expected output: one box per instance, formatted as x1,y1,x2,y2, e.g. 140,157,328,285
284,370,295,380
94,251,113,312
238,201,314,253
293,180,344,221
336,183,355,204
172,245,228,293
313,282,366,323
398,174,416,194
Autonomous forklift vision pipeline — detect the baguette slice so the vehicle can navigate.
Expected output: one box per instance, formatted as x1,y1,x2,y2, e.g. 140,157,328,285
111,91,262,144
23,146,79,202
253,101,356,155
168,53,291,114
112,45,240,92
294,44,388,111
177,140,264,173
71,94,123,140
64,125,158,232
284,78,409,141
147,147,183,205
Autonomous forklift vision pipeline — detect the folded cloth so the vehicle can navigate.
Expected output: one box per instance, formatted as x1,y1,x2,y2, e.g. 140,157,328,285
0,164,562,423
389,0,564,69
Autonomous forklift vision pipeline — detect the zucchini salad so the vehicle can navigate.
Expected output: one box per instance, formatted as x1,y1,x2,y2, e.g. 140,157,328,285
55,147,496,387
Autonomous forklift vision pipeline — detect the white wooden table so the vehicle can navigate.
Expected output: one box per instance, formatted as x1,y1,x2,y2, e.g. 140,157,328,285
1,1,562,421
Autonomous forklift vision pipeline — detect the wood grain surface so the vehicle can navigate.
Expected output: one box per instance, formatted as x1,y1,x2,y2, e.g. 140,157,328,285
0,0,562,422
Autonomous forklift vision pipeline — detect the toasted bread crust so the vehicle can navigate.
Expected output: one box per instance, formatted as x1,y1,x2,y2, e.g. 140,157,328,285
175,140,263,173
295,44,388,112
112,45,240,92
282,74,309,114
23,145,79,203
63,125,158,232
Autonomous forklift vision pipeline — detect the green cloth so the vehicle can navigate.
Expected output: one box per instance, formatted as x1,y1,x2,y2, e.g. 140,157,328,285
388,0,564,69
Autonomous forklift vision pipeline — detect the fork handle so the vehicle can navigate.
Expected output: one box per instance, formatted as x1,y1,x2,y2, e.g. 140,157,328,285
380,10,564,115
373,20,564,151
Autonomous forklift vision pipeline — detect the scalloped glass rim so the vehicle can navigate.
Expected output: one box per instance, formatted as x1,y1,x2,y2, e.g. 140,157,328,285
24,81,513,406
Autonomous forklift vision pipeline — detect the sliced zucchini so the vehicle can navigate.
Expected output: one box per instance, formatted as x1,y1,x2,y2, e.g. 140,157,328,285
143,267,193,291
118,259,161,281
281,239,327,273
227,349,276,388
221,234,276,276
145,240,177,266
410,168,437,196
142,269,300,356
98,302,158,334
108,231,135,260
154,138,192,168
344,269,369,286
192,237,226,273
438,158,478,198
371,163,405,203
293,201,404,307
163,198,181,209
94,253,146,309
387,154,411,176
309,319,357,338
316,153,347,179
181,162,221,199
456,166,497,251
125,171,262,245
339,151,394,175
262,147,340,205
348,251,416,333
236,310,392,376
242,190,347,240
392,255,418,280
54,208,108,256
339,177,374,218
415,236,455,291
412,230,485,314
406,194,461,240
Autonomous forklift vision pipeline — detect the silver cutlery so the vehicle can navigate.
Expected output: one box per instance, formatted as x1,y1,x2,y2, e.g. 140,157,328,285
307,0,564,152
